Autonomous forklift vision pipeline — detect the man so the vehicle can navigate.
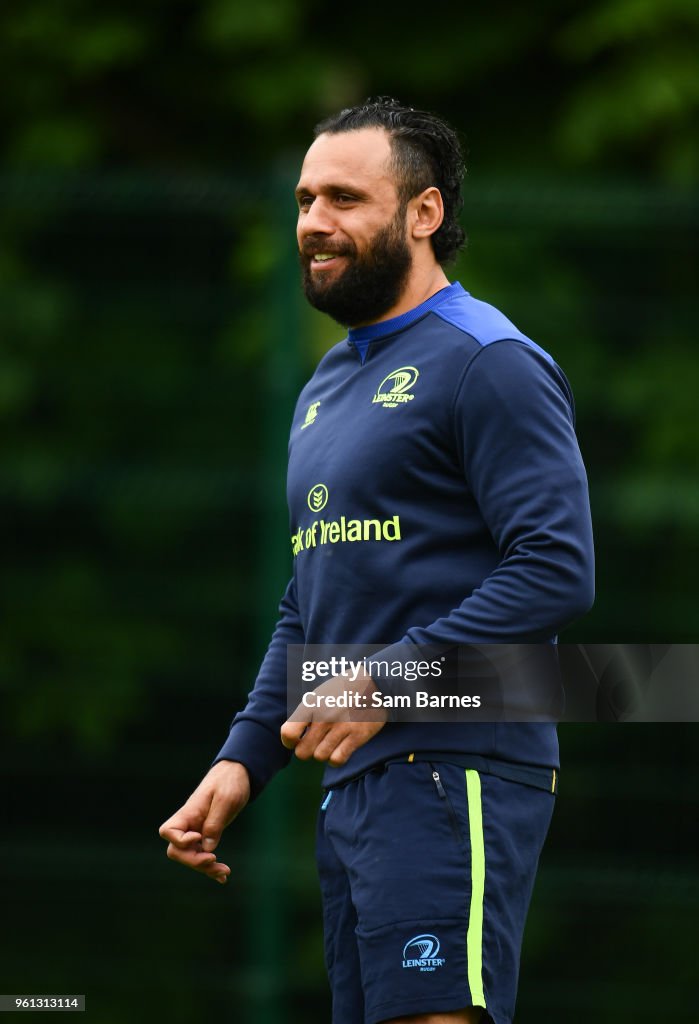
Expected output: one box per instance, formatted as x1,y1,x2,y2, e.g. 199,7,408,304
160,98,595,1024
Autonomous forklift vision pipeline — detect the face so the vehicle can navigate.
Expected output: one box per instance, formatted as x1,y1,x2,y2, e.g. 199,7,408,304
295,128,413,328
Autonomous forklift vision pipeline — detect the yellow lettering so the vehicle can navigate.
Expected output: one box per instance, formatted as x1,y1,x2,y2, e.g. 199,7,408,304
372,392,415,406
382,516,401,541
292,514,403,552
363,519,381,541
346,519,362,541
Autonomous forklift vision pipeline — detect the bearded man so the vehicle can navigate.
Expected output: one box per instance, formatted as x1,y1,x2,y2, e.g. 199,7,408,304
160,98,595,1024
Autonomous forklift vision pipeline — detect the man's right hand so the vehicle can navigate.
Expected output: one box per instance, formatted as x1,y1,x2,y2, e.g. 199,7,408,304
158,760,251,885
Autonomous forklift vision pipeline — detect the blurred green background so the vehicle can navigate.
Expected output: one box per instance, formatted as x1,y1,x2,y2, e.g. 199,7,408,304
1,1,698,1021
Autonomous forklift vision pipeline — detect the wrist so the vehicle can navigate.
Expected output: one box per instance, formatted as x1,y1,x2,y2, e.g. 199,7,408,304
210,758,250,790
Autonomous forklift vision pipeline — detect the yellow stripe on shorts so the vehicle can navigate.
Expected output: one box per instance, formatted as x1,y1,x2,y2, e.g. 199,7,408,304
465,769,487,1009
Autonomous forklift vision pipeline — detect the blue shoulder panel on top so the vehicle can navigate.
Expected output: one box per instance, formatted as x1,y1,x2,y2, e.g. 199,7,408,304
433,289,554,366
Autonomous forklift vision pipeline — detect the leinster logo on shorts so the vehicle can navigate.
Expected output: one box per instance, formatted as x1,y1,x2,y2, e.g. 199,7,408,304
372,366,419,408
402,933,446,971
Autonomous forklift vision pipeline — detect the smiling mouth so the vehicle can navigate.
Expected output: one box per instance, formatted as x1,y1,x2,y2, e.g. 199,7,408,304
310,253,344,266
309,256,346,277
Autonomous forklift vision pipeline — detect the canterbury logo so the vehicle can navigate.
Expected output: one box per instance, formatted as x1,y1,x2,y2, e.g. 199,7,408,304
307,483,328,512
372,366,419,408
301,401,321,429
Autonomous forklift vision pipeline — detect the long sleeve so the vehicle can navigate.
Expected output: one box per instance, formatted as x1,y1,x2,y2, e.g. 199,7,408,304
213,574,304,798
279,284,586,779
374,339,594,679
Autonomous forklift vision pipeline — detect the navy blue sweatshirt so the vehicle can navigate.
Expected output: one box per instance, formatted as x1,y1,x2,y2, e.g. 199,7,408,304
215,283,594,796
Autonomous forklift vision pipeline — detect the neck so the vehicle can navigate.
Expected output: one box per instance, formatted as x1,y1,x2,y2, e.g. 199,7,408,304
350,263,450,329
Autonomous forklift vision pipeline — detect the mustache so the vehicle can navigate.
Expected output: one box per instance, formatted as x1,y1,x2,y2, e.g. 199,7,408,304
300,238,356,258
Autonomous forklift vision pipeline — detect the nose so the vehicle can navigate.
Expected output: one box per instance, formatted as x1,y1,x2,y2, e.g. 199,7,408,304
298,197,335,240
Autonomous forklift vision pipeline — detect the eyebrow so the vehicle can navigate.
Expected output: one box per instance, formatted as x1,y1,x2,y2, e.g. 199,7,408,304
294,183,371,201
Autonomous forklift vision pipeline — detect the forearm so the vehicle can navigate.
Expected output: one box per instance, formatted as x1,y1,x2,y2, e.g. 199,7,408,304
214,575,304,797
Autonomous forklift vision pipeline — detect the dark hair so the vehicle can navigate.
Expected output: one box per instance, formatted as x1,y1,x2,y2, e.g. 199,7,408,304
314,96,466,265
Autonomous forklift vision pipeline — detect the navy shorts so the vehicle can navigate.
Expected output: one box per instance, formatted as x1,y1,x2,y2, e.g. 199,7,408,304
316,759,555,1024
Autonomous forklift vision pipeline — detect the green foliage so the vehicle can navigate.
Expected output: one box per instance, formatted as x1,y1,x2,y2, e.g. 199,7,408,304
1,0,697,175
554,0,699,178
200,0,300,46
0,8,697,1020
0,0,696,738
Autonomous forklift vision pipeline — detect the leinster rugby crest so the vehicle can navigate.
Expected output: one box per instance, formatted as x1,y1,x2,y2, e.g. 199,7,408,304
372,366,419,408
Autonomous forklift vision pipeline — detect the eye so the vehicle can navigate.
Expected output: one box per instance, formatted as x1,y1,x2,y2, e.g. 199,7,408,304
297,194,314,211
336,194,356,205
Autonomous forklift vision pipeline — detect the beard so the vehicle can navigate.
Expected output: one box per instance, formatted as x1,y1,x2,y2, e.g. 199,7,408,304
299,207,413,328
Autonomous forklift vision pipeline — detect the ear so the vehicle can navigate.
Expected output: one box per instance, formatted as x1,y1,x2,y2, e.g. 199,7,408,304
409,187,444,240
